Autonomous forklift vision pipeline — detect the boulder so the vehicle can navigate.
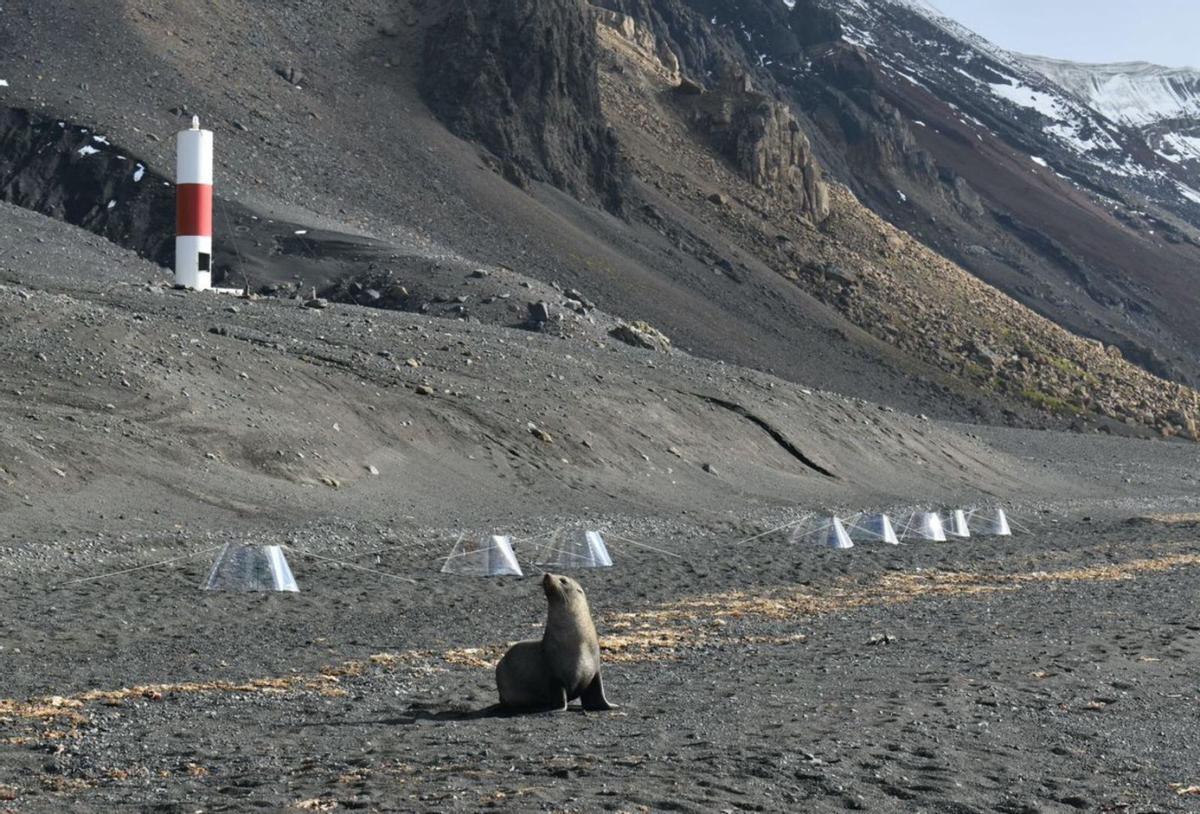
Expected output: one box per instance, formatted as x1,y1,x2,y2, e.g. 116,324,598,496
527,301,552,325
609,321,672,352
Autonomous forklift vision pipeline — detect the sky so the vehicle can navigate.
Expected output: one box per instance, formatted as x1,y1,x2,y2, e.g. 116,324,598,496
925,0,1200,69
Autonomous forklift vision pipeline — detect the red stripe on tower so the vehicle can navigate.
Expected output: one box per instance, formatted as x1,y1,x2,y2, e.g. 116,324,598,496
176,184,213,237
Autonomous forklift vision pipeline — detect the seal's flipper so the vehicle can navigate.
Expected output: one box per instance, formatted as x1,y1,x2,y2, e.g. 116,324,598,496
580,672,616,711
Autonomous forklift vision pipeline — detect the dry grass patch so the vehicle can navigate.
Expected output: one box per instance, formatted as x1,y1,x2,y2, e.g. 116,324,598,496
441,646,503,669
594,551,1200,664
2,550,1196,743
601,626,692,662
0,695,89,725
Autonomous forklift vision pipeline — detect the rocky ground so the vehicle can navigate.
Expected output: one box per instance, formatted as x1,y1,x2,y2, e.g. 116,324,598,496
2,510,1200,812
1,202,1200,813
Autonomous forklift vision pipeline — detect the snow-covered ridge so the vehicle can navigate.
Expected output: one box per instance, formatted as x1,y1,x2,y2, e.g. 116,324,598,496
871,0,1200,131
1017,55,1200,128
826,0,1200,206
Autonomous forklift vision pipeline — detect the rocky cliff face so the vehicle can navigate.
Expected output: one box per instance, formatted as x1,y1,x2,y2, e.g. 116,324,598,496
683,73,829,222
420,0,627,212
593,0,841,82
595,8,681,85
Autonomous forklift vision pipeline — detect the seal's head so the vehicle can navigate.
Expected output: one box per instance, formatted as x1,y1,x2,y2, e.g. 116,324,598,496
542,572,588,611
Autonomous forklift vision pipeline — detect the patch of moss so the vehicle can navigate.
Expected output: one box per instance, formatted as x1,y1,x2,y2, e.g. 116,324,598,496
962,361,987,380
1044,354,1100,385
1020,387,1085,416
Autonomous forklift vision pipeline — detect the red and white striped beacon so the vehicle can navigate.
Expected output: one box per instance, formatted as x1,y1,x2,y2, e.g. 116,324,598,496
175,115,213,290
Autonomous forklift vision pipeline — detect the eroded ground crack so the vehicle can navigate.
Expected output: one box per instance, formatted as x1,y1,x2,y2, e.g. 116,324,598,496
688,392,837,479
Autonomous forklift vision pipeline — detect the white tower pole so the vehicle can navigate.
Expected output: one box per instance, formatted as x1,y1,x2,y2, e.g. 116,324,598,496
175,115,213,290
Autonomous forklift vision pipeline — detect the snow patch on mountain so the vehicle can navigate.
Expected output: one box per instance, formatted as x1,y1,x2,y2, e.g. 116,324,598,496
988,79,1061,118
1177,182,1200,204
828,0,1200,208
1018,55,1200,128
1160,133,1200,163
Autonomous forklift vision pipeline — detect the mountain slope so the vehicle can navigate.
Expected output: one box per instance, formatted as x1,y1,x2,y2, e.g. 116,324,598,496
710,0,1200,385
0,0,981,423
591,12,1199,438
1,0,1199,439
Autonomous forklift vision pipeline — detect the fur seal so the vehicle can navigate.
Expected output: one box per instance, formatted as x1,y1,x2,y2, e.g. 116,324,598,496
495,573,616,712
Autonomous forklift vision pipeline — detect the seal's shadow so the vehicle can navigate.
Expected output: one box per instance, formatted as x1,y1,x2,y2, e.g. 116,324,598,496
299,702,594,728
393,705,578,722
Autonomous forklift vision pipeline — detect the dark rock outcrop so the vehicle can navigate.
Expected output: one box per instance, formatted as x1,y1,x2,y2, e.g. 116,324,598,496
420,0,627,212
0,107,175,265
682,73,829,223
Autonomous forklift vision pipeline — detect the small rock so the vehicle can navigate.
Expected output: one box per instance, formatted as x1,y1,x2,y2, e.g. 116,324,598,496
365,464,380,476
816,263,857,285
707,192,728,206
527,423,553,443
276,66,305,86
415,385,434,396
702,462,717,475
